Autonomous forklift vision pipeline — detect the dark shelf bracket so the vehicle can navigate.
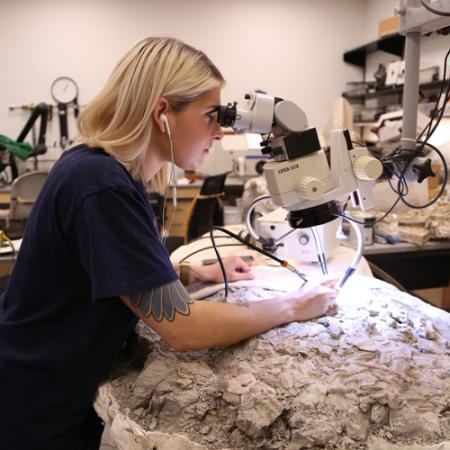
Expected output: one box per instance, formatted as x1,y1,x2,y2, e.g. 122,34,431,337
343,34,405,68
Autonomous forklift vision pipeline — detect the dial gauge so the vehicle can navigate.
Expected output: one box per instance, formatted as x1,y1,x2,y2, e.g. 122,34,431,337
51,76,78,104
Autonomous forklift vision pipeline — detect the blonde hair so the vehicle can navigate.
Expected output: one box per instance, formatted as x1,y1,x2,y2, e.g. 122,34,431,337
77,37,224,180
149,166,168,196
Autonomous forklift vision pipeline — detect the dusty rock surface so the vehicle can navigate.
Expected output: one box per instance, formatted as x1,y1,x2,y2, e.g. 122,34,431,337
95,274,450,450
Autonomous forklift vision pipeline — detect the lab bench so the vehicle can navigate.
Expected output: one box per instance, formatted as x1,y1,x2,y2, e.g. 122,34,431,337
361,240,450,309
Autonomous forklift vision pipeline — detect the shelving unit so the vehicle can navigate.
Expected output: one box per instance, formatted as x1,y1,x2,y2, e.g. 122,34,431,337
343,79,444,101
342,33,443,137
343,35,450,308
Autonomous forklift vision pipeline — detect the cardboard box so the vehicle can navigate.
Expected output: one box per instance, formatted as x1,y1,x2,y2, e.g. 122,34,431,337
379,16,400,37
428,162,441,193
420,65,439,83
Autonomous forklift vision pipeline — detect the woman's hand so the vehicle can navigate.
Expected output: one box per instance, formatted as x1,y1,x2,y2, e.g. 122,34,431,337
196,256,254,284
285,277,339,322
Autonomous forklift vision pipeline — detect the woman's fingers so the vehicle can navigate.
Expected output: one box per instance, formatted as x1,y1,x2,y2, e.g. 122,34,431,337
231,270,254,280
326,302,339,316
321,278,339,289
224,256,254,281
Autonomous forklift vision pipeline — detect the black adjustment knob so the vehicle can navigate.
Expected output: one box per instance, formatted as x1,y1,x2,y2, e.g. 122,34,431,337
244,93,251,100
255,160,266,175
412,158,435,183
260,139,269,147
271,147,284,157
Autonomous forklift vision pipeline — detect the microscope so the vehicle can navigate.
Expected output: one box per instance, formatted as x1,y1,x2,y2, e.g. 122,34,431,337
217,92,383,283
217,92,382,225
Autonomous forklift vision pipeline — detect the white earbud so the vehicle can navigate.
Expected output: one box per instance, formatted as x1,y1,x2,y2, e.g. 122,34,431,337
160,114,171,137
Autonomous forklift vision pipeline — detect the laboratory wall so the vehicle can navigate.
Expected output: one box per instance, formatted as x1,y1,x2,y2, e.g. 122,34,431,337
0,0,366,168
1,0,447,172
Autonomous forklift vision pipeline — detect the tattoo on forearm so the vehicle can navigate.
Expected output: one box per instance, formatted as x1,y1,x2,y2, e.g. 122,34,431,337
130,279,194,322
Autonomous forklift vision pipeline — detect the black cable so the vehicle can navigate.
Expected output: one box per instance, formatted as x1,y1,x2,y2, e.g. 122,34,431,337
269,49,448,234
396,171,410,197
182,234,235,247
334,195,402,226
338,72,448,225
417,49,450,141
377,46,449,213
209,228,230,298
213,226,289,264
421,49,450,141
420,0,450,16
423,76,450,142
391,51,449,206
386,166,409,196
419,81,449,149
178,243,245,263
209,226,282,298
398,142,448,208
378,140,446,212
209,225,307,299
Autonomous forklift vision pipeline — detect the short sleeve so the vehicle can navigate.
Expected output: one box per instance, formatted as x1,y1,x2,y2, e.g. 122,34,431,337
70,187,178,301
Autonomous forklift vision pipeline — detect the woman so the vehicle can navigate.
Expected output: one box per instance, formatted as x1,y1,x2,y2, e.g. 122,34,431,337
0,37,337,450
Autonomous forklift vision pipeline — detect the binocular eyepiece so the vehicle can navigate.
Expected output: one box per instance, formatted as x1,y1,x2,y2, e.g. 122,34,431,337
217,102,237,128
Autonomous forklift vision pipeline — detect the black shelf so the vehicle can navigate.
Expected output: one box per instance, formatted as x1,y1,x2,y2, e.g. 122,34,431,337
343,79,444,101
343,33,405,68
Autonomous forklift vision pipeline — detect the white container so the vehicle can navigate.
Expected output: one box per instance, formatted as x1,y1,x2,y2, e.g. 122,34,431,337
348,211,376,246
223,206,243,225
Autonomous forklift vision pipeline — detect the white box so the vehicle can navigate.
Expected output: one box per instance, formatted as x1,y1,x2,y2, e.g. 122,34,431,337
386,61,400,86
255,207,339,262
396,60,406,85
419,66,439,84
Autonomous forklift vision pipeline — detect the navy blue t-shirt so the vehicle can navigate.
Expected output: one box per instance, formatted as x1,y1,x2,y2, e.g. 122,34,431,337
0,145,178,450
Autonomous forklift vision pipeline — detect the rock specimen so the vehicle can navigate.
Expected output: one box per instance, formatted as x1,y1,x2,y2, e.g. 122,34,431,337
95,274,450,450
374,195,450,244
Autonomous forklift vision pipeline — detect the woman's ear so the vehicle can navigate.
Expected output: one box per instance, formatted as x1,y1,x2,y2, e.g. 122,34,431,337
152,97,170,134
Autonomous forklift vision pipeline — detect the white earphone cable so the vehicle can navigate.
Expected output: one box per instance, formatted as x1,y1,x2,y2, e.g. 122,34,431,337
161,129,177,246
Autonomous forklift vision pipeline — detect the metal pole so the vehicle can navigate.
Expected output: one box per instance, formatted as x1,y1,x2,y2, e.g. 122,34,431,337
401,32,421,150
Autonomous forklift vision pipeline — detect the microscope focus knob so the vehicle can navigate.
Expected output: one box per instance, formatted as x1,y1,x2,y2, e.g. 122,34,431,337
353,156,383,180
297,176,324,199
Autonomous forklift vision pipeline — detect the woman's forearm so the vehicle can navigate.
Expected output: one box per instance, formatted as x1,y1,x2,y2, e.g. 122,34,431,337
124,265,336,352
122,295,296,351
168,298,295,350
172,262,210,285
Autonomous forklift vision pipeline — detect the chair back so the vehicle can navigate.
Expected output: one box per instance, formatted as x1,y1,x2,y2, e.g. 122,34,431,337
146,192,165,232
9,171,48,220
185,172,230,243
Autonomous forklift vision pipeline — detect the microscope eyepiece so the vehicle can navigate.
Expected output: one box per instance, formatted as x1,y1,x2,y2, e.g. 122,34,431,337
217,102,237,127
